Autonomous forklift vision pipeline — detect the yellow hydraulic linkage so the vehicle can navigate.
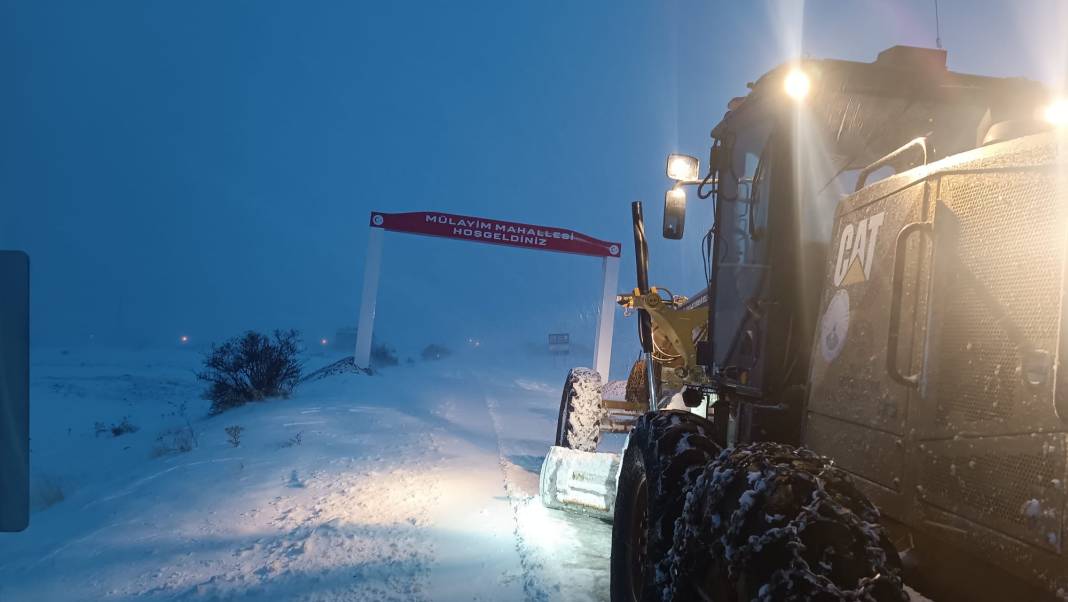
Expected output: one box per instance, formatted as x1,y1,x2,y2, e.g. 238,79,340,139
616,287,709,392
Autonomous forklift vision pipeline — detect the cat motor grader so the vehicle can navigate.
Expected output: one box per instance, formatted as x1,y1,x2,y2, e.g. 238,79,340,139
539,45,1068,600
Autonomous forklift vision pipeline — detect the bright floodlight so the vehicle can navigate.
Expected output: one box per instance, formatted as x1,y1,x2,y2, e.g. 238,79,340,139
666,154,699,181
1044,99,1068,126
784,69,811,100
179,335,189,344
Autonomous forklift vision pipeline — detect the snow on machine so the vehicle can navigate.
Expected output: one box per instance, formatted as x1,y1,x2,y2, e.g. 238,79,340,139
540,46,1068,600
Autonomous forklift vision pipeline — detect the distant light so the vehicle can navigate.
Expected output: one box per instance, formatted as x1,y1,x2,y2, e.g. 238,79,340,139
784,69,811,101
179,335,189,344
320,338,329,346
1044,99,1068,125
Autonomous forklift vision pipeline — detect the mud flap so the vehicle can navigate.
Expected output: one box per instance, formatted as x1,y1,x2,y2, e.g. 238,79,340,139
538,446,620,520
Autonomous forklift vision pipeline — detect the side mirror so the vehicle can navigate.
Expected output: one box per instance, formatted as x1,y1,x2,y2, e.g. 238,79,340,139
663,188,686,239
666,153,700,182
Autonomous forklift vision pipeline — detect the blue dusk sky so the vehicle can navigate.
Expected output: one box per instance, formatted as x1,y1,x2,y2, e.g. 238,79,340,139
4,1,1066,374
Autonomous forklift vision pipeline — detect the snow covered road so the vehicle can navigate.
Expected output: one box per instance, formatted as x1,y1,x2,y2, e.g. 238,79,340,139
0,348,613,601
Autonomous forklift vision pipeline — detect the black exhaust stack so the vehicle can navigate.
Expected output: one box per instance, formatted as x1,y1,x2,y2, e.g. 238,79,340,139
631,201,659,409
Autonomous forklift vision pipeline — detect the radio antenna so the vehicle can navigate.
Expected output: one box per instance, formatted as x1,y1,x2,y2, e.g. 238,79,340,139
933,0,943,49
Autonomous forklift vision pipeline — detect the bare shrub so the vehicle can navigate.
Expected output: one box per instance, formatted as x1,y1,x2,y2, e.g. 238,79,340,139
197,330,302,414
110,417,139,437
421,344,451,361
95,417,138,438
31,475,65,511
287,469,305,488
370,342,399,368
152,425,198,457
225,425,244,448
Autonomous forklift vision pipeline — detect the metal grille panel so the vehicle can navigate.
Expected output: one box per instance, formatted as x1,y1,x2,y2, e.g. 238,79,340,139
933,172,1063,423
924,453,1053,524
919,436,1065,553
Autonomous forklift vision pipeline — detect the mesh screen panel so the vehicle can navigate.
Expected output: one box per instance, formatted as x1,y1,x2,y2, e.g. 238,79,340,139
934,173,1063,423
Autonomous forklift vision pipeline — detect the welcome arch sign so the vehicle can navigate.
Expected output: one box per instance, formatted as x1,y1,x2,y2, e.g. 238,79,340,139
355,211,621,379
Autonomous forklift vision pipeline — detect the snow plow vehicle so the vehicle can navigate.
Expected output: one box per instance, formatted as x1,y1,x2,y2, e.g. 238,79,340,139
540,46,1068,601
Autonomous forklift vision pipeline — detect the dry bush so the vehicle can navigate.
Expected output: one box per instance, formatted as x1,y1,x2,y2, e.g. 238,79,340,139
95,417,139,438
198,330,302,414
225,425,244,448
280,431,303,448
371,342,399,368
31,475,65,511
152,425,198,457
421,344,451,361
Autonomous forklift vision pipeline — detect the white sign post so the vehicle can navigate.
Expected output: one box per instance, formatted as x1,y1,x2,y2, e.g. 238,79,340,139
354,211,621,381
592,256,619,380
353,227,383,368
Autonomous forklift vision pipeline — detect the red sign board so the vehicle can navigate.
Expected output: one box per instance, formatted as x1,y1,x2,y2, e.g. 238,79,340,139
369,211,621,258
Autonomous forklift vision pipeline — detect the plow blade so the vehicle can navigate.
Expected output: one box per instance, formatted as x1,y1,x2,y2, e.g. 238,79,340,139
538,446,620,520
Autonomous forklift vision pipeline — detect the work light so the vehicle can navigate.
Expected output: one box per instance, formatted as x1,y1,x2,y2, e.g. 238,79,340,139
1044,99,1068,126
666,154,700,182
784,69,811,100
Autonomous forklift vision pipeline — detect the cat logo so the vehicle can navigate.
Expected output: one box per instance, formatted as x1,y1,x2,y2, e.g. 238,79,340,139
833,212,885,287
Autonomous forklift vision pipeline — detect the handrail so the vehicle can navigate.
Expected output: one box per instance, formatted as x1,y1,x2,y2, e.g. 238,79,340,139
887,220,933,387
855,137,929,192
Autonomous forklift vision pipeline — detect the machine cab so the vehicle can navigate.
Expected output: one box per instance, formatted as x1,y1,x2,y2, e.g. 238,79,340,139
671,46,1051,445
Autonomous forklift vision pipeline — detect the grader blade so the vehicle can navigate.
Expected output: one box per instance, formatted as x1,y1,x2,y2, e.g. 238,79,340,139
539,446,620,520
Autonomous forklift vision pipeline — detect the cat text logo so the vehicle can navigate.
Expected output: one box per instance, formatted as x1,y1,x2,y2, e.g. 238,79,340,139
833,212,885,287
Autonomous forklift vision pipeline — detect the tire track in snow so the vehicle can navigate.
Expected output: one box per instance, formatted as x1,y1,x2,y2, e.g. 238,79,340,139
484,394,553,602
479,371,613,602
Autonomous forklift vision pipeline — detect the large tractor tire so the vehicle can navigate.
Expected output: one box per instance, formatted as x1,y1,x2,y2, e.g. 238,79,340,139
555,368,604,452
666,442,907,601
610,411,720,601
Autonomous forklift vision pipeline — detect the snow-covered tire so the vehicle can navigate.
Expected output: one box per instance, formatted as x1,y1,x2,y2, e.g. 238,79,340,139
555,368,604,452
610,411,720,602
667,442,907,601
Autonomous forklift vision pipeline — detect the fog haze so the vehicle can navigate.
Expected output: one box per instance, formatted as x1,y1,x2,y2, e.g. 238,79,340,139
4,0,1063,374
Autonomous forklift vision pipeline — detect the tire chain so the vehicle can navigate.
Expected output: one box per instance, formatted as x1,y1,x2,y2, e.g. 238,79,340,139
635,411,721,600
667,442,907,601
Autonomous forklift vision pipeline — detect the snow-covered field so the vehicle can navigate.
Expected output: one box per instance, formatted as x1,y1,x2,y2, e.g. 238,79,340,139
0,346,616,601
